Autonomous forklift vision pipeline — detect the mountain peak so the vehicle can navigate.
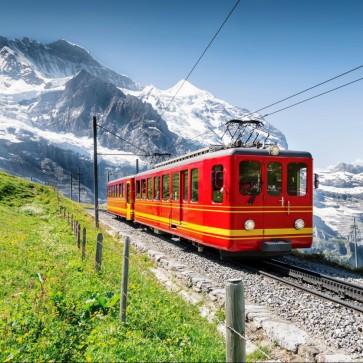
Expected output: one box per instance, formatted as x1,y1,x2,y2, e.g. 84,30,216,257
166,79,208,97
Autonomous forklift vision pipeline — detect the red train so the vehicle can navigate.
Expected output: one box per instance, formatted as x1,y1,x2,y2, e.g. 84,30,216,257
107,127,317,258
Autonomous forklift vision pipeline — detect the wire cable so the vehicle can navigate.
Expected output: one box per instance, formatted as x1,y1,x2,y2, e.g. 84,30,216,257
263,76,363,117
253,64,363,115
156,0,240,123
97,124,150,156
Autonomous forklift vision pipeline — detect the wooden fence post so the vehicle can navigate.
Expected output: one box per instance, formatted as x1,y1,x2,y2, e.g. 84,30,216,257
226,279,245,363
73,220,77,238
95,233,103,272
82,227,86,261
120,236,130,323
77,223,81,248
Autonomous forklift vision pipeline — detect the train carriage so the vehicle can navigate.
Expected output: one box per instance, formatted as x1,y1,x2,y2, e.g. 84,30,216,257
107,131,316,258
107,176,135,221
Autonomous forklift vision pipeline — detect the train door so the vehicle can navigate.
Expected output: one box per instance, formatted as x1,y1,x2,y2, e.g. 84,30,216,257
180,170,188,223
239,160,265,229
171,172,181,226
126,181,132,220
262,159,312,244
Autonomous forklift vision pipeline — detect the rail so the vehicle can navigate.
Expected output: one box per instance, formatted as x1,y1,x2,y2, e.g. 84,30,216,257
259,259,363,314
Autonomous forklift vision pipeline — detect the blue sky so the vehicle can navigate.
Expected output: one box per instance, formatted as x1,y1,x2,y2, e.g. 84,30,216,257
1,0,363,169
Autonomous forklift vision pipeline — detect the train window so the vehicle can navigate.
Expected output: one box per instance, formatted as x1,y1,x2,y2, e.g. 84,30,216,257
162,174,170,201
172,173,179,201
239,161,261,196
136,180,141,199
191,169,199,202
154,176,160,200
287,163,307,196
127,183,130,204
182,170,188,202
141,179,147,199
147,178,152,200
267,162,282,196
121,183,124,199
212,165,224,203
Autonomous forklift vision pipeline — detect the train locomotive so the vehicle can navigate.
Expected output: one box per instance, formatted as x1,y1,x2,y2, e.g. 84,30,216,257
107,120,318,258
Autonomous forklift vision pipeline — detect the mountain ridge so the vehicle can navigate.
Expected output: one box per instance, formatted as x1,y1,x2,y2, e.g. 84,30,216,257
0,36,141,90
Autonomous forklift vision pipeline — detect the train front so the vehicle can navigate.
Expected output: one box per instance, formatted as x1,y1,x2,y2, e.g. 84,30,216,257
223,146,316,258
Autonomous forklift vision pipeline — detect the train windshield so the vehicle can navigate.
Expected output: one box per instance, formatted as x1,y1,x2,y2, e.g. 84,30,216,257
239,160,308,200
267,162,282,196
239,161,261,196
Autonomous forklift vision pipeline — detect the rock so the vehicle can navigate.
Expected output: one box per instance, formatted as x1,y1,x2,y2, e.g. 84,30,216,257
261,321,308,353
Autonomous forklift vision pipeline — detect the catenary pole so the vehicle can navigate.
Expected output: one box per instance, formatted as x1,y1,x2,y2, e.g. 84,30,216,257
93,116,99,228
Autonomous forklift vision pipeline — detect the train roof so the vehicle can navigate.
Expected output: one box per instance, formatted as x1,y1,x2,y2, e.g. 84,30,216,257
108,146,312,183
155,145,312,167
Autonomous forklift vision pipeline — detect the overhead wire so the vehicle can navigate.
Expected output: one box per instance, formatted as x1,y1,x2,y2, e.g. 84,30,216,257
252,63,363,115
263,75,363,117
96,124,150,156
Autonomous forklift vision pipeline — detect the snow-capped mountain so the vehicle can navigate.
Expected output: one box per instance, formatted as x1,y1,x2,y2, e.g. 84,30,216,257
312,163,363,266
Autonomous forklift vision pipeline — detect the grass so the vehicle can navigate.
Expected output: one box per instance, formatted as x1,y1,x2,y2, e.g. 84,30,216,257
247,346,271,362
0,171,226,362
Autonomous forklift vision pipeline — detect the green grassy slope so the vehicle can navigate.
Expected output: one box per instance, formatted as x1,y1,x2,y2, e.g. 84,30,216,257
0,171,225,362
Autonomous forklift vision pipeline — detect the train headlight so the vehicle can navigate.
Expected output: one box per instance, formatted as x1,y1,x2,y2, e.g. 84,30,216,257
269,144,280,156
244,219,255,231
294,219,305,230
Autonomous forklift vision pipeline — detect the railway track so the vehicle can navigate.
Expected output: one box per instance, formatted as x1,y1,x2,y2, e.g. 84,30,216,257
254,259,363,314
96,211,363,356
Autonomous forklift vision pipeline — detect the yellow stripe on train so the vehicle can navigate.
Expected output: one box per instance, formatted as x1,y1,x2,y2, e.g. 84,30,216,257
134,211,312,238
